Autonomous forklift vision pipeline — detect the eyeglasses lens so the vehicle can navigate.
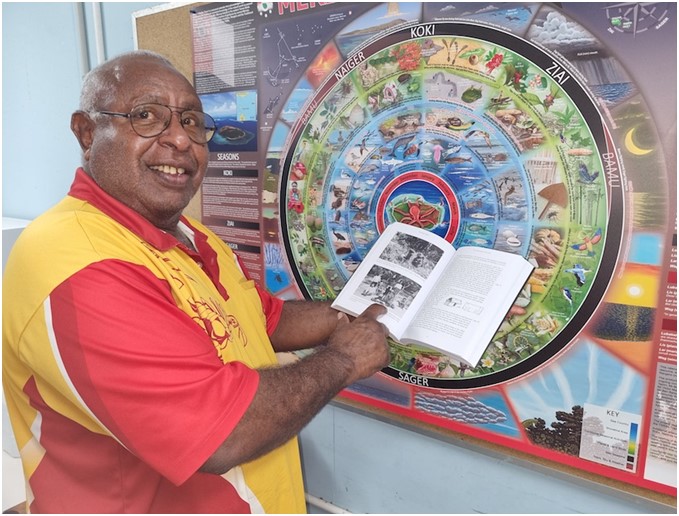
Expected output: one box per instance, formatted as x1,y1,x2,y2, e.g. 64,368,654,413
129,104,215,144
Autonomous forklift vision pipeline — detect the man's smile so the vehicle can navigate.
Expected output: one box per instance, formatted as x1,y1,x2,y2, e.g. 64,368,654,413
149,164,187,176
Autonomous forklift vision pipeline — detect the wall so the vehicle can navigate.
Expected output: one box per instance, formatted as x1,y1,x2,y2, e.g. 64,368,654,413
2,3,674,514
300,403,673,514
2,2,160,221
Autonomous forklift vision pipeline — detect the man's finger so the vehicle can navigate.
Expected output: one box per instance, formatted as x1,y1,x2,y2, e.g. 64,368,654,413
336,311,350,326
358,303,388,320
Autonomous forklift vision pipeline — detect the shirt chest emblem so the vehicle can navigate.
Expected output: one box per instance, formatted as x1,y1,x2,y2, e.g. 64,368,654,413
188,297,248,363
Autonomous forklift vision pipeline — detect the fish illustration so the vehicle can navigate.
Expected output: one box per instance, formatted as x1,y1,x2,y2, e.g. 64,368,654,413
383,157,402,167
389,135,416,157
444,156,472,164
403,141,422,158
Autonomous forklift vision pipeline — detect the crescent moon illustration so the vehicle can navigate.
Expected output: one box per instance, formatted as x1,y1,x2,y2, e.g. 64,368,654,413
624,127,653,156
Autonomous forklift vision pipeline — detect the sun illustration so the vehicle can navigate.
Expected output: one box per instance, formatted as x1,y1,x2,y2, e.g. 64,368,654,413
605,263,659,308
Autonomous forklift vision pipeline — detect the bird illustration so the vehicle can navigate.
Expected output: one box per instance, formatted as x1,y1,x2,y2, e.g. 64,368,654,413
562,287,573,315
571,228,602,256
332,230,346,241
466,129,492,147
358,131,374,155
564,264,590,287
578,163,599,183
503,185,516,204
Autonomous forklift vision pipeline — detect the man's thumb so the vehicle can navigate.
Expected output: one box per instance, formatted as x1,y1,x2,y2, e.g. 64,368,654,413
336,311,350,327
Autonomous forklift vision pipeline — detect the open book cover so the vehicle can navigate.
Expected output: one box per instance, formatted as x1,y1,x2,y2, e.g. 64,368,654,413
331,222,534,368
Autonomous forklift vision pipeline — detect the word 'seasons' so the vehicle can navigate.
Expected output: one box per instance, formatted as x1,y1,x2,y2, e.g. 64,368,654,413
399,371,430,386
217,153,240,161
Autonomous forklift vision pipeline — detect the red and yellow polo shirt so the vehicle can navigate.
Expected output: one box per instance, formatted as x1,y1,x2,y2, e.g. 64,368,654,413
2,169,305,513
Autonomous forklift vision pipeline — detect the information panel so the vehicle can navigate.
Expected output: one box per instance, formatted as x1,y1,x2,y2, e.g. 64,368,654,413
190,2,676,495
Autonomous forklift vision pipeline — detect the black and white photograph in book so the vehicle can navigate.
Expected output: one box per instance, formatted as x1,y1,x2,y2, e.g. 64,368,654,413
358,265,421,316
378,231,444,280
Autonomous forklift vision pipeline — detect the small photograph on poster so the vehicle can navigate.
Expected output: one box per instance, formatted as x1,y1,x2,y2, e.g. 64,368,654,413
305,42,343,89
201,90,258,152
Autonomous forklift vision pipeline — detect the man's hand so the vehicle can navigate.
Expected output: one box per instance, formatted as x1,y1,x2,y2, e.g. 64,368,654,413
326,304,390,386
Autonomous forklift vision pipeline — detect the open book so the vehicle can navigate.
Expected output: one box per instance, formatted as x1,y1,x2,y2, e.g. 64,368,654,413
332,222,534,368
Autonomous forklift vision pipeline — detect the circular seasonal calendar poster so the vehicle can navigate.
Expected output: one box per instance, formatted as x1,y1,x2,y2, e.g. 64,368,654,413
279,22,623,388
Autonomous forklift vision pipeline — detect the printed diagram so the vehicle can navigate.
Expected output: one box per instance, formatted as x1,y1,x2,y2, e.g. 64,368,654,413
604,2,672,35
266,27,301,87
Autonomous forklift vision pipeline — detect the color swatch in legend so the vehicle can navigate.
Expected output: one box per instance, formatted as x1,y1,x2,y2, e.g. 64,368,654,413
627,422,639,471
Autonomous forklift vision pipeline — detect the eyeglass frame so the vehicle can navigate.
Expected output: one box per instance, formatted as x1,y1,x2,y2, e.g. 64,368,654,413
91,102,217,144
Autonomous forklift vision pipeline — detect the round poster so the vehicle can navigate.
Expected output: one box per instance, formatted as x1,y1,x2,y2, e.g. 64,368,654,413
279,22,623,388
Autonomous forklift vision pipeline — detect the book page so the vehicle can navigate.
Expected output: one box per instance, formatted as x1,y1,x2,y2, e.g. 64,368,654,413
331,223,455,338
403,246,533,366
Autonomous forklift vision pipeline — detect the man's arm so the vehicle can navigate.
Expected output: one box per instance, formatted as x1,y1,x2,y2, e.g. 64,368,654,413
269,300,343,352
200,304,389,475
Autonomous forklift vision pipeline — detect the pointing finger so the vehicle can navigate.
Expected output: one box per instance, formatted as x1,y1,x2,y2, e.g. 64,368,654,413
358,303,388,320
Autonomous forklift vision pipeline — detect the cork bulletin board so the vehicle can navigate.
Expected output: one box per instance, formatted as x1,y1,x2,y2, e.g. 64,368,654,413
133,3,676,506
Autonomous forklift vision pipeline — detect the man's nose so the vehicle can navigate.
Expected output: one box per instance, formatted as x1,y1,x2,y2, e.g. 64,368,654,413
158,112,192,149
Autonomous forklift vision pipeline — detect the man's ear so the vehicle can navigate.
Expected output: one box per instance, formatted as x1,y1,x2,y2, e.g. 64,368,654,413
71,111,95,161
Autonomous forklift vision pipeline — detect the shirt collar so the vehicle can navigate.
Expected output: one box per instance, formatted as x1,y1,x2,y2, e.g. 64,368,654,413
68,167,183,252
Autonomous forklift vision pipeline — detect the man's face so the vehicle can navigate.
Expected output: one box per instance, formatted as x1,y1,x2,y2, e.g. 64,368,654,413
85,57,209,230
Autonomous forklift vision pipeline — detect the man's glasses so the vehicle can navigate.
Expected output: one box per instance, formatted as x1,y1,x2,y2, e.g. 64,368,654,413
94,103,216,144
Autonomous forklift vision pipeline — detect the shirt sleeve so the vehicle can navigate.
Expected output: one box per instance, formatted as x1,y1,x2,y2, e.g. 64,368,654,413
255,284,284,335
48,259,259,485
232,252,284,335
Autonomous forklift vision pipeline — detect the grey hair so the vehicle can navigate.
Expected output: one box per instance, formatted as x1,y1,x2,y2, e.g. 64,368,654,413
79,50,175,112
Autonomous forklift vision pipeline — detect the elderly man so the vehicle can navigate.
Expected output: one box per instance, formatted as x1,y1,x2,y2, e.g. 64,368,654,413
2,50,389,513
